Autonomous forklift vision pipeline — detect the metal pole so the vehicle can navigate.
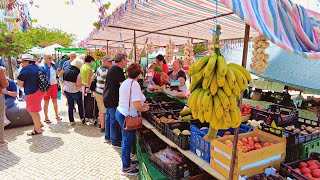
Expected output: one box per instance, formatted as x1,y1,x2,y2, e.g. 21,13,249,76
229,24,250,180
0,94,6,146
134,30,137,62
107,40,109,56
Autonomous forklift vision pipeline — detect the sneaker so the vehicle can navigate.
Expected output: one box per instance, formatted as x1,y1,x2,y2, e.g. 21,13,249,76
122,167,139,176
104,139,111,144
69,122,76,126
112,143,121,148
99,128,105,133
131,160,139,167
81,118,86,124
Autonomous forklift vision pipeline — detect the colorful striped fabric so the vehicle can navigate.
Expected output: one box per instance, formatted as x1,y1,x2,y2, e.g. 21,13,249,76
220,0,320,59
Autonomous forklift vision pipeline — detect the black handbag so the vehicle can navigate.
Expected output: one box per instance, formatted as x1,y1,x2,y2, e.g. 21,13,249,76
90,76,97,91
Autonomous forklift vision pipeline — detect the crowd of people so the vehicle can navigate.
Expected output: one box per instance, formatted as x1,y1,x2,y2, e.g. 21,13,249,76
0,52,190,176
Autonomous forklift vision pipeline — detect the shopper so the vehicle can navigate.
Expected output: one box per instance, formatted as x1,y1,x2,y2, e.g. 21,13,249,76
40,54,61,123
58,52,77,78
103,53,127,146
1,67,18,109
162,58,186,87
62,58,85,126
80,55,95,88
152,54,169,86
116,63,149,175
94,56,113,132
17,54,44,136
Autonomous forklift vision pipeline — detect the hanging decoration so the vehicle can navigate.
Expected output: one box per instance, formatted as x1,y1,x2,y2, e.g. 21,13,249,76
147,41,154,54
165,39,174,64
183,40,194,66
250,34,270,74
128,46,134,60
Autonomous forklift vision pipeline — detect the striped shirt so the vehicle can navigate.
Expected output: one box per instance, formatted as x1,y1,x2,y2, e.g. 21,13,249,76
95,66,108,95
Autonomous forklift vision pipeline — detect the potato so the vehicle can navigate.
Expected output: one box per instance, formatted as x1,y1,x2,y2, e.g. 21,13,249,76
306,126,315,133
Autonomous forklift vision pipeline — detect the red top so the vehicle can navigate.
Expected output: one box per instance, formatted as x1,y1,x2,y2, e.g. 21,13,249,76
0,68,8,94
153,64,169,86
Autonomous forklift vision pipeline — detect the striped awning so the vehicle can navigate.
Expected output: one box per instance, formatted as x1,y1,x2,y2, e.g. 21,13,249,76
80,0,320,59
80,0,259,48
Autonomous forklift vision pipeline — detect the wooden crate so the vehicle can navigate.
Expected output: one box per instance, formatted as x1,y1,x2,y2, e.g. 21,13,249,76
210,128,286,179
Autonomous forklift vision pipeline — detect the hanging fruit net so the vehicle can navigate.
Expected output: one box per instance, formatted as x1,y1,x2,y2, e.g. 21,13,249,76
183,40,194,66
165,39,174,64
250,34,270,74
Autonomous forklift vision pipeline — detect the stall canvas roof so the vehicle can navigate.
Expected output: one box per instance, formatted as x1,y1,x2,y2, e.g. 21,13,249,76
55,48,88,54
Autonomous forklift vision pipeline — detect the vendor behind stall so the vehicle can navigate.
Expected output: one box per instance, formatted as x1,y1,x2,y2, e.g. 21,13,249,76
162,59,186,88
152,55,169,86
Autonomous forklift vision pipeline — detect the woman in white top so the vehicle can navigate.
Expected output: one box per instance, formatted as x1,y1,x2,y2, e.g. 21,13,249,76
116,63,149,176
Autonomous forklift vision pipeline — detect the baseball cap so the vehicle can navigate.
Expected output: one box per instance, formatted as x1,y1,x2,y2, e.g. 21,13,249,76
18,54,36,61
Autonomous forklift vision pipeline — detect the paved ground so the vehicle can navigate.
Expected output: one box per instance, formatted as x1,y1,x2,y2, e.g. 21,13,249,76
0,98,138,180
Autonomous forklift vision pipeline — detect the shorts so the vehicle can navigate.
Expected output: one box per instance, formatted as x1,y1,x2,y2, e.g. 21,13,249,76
94,92,106,114
44,84,58,100
26,89,44,112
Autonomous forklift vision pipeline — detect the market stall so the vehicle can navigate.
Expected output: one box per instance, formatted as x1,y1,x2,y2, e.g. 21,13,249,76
81,0,320,179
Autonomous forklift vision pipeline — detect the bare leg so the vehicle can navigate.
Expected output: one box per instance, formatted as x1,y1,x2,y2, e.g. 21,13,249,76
100,112,105,129
44,100,50,120
52,99,60,119
28,111,42,132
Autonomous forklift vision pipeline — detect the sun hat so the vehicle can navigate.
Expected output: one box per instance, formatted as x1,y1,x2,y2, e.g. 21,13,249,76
18,54,36,62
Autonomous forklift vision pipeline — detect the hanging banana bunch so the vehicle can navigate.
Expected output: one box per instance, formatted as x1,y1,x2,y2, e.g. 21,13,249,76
187,25,252,142
250,34,270,74
165,39,174,64
93,49,106,60
183,40,194,66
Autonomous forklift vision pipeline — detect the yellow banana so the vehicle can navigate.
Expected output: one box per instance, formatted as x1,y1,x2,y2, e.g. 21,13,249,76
213,95,224,119
230,109,241,128
198,111,205,123
229,94,237,111
190,88,201,110
187,62,196,76
205,98,213,123
194,55,210,72
222,80,232,96
192,109,198,119
229,63,252,81
226,67,236,89
217,88,230,111
232,82,241,99
201,90,211,111
217,75,226,87
202,73,214,90
210,107,218,128
203,53,217,78
210,73,218,95
187,91,194,108
189,77,203,93
197,89,206,112
215,118,224,130
217,56,228,76
229,66,248,91
204,127,218,142
222,110,232,129
194,68,205,83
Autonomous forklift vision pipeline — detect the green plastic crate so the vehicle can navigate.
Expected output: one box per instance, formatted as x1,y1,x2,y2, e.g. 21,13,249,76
139,153,168,180
301,138,320,159
286,138,320,162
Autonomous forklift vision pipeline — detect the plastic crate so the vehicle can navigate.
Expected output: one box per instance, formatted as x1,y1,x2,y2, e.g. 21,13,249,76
250,104,298,125
139,153,168,180
190,125,211,163
285,138,320,162
165,121,191,150
280,152,320,180
261,117,320,146
148,111,180,135
217,124,253,137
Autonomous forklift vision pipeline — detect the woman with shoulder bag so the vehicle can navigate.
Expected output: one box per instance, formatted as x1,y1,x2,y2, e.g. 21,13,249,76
116,63,149,176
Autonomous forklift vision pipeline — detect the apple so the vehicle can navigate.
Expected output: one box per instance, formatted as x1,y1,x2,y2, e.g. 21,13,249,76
248,140,255,146
241,138,248,144
253,137,260,143
248,137,253,141
225,140,232,145
312,169,320,178
254,143,262,150
301,167,311,174
300,162,308,167
269,142,275,146
263,142,270,147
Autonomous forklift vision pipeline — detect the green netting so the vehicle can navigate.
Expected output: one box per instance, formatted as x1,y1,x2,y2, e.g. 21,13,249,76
55,48,88,54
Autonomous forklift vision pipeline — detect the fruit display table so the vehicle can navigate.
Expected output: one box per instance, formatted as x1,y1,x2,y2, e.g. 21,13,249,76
243,99,317,120
141,119,227,180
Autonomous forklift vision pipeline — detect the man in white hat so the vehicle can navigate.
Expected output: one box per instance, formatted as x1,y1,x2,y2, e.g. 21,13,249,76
17,54,45,136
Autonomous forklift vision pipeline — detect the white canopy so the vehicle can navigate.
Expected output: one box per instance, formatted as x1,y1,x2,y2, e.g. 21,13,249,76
39,44,64,55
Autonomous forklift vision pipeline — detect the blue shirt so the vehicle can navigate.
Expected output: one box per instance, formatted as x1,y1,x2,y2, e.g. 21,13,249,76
17,64,40,95
5,78,17,108
39,63,56,82
62,61,71,71
59,59,68,70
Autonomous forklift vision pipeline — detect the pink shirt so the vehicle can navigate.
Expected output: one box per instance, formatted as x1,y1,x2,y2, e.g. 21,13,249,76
153,64,169,86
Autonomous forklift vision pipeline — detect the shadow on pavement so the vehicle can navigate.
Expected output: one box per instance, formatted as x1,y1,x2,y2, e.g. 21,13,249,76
0,145,21,171
48,121,71,134
27,135,64,153
4,126,32,142
73,123,103,138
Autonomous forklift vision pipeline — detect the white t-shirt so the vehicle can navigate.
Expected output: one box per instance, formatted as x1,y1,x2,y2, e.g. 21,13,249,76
49,66,57,85
117,79,146,117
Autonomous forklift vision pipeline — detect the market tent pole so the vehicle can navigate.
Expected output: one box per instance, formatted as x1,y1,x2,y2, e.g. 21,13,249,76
107,40,109,56
134,30,137,62
229,24,250,180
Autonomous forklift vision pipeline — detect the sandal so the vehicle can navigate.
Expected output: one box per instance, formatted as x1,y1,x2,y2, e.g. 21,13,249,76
27,129,42,136
44,119,52,123
56,117,62,121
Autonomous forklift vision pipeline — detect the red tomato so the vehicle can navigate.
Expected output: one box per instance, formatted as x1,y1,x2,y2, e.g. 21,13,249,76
311,169,320,178
300,162,308,168
301,167,311,174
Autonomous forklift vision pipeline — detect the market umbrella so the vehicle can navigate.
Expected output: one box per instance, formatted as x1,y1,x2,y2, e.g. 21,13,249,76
39,44,64,55
28,47,43,55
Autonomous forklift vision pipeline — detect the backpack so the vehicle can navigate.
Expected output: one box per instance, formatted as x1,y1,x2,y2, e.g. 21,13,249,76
38,68,51,92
